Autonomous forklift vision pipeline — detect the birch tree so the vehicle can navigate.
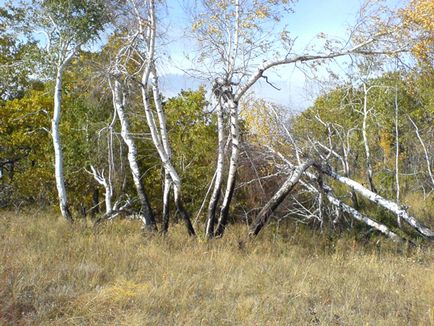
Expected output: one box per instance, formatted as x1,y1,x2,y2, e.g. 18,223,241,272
108,74,157,229
17,0,110,221
125,0,196,235
191,0,404,237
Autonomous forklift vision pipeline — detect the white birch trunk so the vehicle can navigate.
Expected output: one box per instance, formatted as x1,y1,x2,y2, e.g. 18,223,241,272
215,99,239,237
89,165,112,214
111,79,156,229
52,54,75,222
271,150,404,241
362,83,376,192
132,0,194,235
394,86,401,227
143,67,195,235
319,164,434,239
407,116,434,190
205,102,225,237
320,183,402,242
150,67,173,233
161,173,171,233
250,160,314,236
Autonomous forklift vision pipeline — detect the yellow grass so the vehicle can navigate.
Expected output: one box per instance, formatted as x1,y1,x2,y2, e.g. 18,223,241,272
0,210,433,325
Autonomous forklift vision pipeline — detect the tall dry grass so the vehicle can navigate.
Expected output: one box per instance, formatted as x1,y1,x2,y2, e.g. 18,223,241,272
0,209,433,325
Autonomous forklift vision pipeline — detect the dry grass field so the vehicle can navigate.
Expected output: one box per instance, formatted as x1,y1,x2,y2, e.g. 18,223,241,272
0,210,433,325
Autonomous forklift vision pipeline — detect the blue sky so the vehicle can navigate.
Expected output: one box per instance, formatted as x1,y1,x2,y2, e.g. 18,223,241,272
159,0,405,110
1,0,405,110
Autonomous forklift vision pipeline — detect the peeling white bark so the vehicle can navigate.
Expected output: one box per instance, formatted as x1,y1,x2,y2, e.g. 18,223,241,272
267,150,410,242
52,50,77,222
320,183,402,242
110,79,156,229
215,99,239,237
132,0,195,235
88,165,112,214
362,83,376,192
205,102,225,237
250,160,314,236
320,165,434,239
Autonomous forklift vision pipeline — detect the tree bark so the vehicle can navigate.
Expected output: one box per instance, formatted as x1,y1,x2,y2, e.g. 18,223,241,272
111,79,156,230
362,83,377,193
215,99,239,237
407,115,434,190
318,164,434,239
205,102,225,238
131,0,195,235
144,66,195,236
320,183,403,242
161,173,171,234
52,59,74,222
249,160,314,236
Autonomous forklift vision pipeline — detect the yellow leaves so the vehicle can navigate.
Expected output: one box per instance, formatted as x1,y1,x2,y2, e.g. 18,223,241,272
207,25,220,35
379,131,392,161
241,98,282,146
255,7,269,19
401,0,434,65
192,19,204,32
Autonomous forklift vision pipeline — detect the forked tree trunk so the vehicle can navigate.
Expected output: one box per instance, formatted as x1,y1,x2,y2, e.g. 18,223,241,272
205,102,225,238
140,67,195,236
89,165,112,214
215,99,239,237
111,79,156,230
131,0,195,235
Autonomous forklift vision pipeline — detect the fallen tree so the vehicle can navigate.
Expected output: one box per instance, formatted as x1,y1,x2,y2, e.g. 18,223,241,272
249,153,433,241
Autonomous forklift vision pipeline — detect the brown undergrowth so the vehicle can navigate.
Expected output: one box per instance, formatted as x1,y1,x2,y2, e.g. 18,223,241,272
0,209,433,325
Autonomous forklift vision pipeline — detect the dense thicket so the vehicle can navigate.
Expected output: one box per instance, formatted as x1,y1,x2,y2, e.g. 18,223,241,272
0,0,432,242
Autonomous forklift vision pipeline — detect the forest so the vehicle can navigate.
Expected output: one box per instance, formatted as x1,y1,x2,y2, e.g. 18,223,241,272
0,0,433,324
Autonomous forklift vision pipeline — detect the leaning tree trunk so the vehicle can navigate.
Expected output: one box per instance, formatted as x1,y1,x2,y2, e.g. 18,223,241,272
52,61,74,222
249,160,314,236
319,164,434,239
111,79,156,230
215,99,239,237
265,150,404,241
139,65,195,236
131,0,195,235
320,183,403,242
205,102,225,238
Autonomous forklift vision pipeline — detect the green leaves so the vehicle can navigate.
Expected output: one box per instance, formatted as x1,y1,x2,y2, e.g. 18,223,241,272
38,0,110,45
